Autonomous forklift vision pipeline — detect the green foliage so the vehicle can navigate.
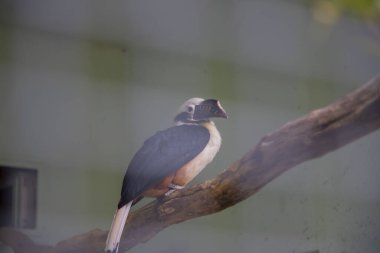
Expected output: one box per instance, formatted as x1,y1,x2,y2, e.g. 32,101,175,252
335,0,379,18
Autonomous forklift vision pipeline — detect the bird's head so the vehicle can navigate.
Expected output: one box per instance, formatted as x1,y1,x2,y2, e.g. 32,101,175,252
174,98,227,124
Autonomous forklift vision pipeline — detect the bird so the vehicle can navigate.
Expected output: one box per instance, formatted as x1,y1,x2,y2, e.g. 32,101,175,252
105,97,227,253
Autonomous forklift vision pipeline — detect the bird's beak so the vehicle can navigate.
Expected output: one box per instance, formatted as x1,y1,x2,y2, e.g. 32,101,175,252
194,99,228,120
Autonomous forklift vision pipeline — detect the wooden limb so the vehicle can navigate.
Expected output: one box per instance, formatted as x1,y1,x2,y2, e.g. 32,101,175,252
2,74,380,253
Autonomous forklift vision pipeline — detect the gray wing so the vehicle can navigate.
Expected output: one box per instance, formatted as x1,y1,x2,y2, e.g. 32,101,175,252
118,124,210,208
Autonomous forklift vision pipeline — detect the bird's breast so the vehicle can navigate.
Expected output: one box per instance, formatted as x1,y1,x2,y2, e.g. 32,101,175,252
173,121,222,186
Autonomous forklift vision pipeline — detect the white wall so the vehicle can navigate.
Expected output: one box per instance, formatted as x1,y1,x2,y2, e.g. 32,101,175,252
0,1,380,252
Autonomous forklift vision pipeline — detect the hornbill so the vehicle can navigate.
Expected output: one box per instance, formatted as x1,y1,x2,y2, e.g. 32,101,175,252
105,98,227,253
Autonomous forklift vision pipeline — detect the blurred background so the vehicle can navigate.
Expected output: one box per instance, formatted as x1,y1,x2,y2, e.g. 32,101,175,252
0,0,379,252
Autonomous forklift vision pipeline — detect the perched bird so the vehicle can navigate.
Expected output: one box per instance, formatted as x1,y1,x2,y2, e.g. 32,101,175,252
105,98,227,253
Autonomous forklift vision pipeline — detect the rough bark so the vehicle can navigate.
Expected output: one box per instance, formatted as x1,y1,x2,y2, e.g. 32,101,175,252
1,74,380,253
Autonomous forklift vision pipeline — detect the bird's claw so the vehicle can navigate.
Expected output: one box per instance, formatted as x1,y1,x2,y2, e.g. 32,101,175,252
165,184,184,196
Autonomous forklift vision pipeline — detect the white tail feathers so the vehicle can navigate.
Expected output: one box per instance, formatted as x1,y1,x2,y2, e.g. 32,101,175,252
105,201,132,253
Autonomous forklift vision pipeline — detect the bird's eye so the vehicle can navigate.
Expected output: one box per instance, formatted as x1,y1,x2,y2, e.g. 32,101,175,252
187,106,194,113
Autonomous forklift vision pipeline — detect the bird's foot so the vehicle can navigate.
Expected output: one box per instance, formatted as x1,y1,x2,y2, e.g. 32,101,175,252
165,184,184,196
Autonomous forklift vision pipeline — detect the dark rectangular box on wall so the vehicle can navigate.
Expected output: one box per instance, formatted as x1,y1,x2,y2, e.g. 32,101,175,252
0,166,37,229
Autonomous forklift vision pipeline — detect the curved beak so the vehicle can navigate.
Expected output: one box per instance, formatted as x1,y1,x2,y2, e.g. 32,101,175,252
194,99,228,120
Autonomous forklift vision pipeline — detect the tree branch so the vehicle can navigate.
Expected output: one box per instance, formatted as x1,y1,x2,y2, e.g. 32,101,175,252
1,74,380,253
